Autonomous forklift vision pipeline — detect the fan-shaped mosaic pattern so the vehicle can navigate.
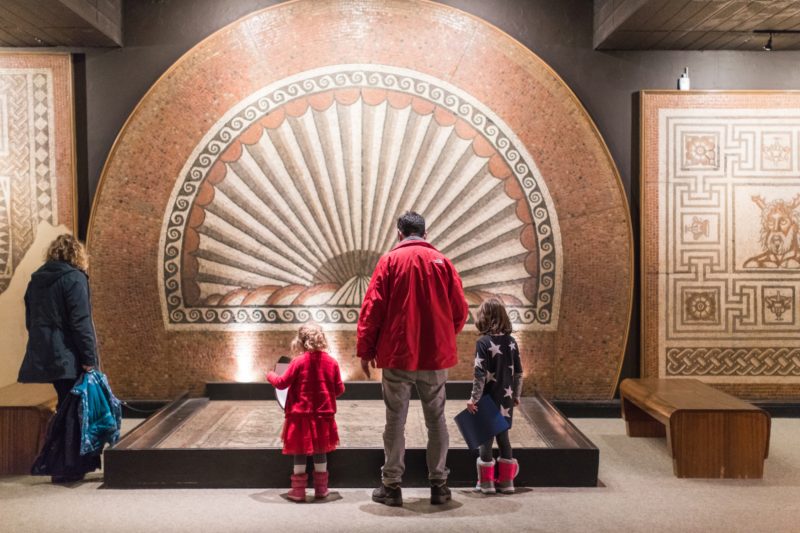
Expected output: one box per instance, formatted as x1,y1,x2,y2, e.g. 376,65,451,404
160,66,560,330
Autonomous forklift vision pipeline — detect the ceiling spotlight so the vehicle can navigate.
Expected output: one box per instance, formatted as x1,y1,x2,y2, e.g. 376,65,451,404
754,29,800,50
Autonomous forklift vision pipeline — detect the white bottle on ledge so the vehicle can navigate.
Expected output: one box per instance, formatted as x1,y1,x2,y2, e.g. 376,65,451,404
678,67,691,91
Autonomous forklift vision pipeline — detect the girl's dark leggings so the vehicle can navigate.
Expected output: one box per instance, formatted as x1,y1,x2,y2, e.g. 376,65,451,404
479,430,512,462
293,453,327,465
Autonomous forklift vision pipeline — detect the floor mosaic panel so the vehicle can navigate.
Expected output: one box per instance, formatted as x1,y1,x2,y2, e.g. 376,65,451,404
156,400,549,449
642,91,800,397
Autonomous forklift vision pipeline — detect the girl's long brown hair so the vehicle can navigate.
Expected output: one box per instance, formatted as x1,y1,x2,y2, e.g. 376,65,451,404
475,298,513,335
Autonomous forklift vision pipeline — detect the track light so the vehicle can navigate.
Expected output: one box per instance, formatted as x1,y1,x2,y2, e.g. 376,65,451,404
754,29,800,51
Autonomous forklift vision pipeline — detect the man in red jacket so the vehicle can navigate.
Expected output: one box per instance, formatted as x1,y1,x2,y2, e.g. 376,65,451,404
357,211,468,507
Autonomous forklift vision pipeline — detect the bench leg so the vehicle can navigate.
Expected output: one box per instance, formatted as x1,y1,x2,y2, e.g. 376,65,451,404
670,412,770,478
621,397,666,438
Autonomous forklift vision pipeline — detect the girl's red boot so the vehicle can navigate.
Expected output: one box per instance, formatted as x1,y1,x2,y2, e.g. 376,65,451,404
313,471,330,499
496,458,519,494
288,473,307,502
476,458,496,494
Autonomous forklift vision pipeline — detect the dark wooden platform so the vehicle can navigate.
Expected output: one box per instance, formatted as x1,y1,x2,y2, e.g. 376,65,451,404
621,378,771,479
104,381,599,488
0,384,56,475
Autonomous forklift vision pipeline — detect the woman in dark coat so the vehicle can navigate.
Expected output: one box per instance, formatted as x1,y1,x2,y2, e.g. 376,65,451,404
17,234,98,482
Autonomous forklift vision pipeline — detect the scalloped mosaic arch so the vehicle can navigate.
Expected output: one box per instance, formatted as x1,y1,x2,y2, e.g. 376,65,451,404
88,0,632,399
160,65,561,330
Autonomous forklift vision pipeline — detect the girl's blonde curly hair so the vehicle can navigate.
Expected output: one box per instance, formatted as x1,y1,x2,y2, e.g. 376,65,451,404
46,234,88,271
290,323,328,354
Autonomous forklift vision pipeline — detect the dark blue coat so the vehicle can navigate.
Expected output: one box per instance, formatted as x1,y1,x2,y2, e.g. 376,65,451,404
18,261,98,383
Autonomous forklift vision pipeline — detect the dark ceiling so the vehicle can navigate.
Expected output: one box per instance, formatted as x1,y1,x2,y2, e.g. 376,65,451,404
0,0,122,47
0,1,797,51
596,0,800,50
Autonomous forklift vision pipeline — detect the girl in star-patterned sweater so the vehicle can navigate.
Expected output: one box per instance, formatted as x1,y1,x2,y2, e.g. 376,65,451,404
466,298,522,494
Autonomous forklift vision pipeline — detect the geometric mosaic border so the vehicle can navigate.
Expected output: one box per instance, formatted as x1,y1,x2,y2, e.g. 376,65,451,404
667,347,800,377
0,66,58,293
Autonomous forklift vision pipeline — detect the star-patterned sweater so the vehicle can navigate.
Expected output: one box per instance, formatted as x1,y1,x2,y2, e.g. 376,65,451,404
470,334,523,427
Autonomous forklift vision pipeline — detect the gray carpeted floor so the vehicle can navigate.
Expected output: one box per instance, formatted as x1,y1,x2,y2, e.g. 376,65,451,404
2,418,800,532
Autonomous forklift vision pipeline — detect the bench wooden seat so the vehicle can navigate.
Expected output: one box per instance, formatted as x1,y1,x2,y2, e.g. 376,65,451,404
620,378,770,479
0,383,57,475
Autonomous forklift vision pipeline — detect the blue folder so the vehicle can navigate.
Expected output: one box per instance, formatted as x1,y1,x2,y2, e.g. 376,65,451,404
454,395,511,450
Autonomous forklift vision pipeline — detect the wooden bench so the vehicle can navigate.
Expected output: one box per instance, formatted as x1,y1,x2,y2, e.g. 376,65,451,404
620,378,770,478
0,383,57,475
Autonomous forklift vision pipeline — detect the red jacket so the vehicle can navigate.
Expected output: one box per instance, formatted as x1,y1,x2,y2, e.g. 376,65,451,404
267,351,344,417
357,239,469,371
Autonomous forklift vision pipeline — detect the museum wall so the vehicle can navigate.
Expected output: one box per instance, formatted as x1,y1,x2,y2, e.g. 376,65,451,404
5,0,798,395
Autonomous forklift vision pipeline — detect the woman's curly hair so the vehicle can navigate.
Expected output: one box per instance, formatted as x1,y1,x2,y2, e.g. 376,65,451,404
290,323,328,354
46,234,88,271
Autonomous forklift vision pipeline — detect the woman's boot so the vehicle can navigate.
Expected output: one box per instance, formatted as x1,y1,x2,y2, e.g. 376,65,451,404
476,458,496,494
496,458,519,494
287,473,307,502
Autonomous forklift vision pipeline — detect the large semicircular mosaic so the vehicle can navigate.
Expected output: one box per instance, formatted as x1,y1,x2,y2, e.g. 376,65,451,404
161,65,560,330
89,0,633,399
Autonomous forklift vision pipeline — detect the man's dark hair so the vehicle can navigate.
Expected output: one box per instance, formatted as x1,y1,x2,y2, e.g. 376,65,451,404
397,211,426,237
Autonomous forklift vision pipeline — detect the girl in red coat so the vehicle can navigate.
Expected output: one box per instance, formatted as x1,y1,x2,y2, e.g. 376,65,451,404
267,323,345,501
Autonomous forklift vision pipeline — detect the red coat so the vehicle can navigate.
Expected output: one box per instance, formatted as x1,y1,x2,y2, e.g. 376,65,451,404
267,351,345,417
357,239,469,371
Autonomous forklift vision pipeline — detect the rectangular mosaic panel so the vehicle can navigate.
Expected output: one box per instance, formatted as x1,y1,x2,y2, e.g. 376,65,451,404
642,91,800,396
0,53,75,387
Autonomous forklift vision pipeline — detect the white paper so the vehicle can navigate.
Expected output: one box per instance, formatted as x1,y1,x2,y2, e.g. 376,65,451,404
274,362,290,410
